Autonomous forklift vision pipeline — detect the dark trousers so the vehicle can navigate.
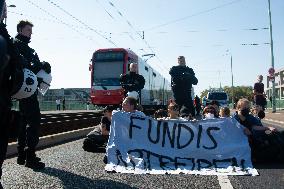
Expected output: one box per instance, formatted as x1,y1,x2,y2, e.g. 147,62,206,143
174,91,195,116
254,95,266,110
0,107,10,180
18,96,41,152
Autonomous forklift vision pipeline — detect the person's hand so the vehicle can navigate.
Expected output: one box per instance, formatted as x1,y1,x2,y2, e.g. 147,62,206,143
243,128,252,136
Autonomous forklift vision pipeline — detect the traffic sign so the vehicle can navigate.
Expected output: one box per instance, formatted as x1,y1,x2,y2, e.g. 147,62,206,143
268,67,275,75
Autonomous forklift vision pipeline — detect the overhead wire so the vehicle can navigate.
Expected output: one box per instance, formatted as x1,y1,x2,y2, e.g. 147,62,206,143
46,0,117,46
23,0,100,45
145,0,244,31
106,0,170,74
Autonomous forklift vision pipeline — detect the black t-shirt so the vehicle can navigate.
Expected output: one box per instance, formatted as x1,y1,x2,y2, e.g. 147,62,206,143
254,82,264,94
119,72,145,92
101,116,111,131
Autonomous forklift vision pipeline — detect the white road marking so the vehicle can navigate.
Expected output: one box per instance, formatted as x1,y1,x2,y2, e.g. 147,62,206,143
218,175,234,189
264,119,284,125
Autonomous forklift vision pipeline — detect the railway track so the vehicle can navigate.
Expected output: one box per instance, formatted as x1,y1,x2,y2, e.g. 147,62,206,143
9,111,103,142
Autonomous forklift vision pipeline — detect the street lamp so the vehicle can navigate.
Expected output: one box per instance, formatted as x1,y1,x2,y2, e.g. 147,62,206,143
267,0,276,113
225,50,234,108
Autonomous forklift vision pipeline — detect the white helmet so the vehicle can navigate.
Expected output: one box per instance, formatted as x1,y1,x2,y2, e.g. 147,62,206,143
12,68,38,99
37,69,52,95
127,91,139,100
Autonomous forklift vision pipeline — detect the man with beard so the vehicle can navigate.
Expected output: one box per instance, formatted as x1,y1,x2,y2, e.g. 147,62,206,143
14,20,50,169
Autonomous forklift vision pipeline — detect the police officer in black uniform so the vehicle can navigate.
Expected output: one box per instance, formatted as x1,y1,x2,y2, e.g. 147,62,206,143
119,63,145,102
0,1,28,187
169,56,198,117
14,20,50,169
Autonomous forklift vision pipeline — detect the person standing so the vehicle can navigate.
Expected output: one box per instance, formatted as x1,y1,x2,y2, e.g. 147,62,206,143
56,98,61,110
193,95,201,116
14,20,46,169
253,75,266,110
119,63,145,103
169,56,198,117
62,97,66,111
0,1,31,186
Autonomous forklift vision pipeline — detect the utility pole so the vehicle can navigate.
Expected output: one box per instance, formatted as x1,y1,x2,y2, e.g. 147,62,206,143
268,0,276,113
230,55,234,108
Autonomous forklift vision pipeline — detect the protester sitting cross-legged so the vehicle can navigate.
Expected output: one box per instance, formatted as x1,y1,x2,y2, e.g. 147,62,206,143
164,103,187,121
121,97,145,116
82,105,115,152
233,98,284,163
154,109,168,120
203,105,217,119
219,107,230,118
251,105,265,120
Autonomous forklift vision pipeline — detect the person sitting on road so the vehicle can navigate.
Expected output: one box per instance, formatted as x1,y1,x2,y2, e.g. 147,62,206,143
82,105,115,152
121,97,145,116
251,105,265,120
233,98,284,163
219,107,230,118
154,109,168,120
164,103,187,121
203,105,217,119
210,100,220,118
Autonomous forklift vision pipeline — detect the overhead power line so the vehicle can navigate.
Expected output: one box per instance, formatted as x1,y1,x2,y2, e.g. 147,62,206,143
23,0,101,45
46,0,117,46
146,0,244,31
106,0,170,73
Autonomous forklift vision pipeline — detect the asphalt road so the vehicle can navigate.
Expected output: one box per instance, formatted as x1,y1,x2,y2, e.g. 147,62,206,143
2,138,284,189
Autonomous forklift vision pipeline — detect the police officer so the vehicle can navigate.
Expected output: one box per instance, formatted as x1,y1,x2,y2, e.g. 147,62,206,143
169,56,198,117
14,20,50,169
119,63,145,102
0,0,27,187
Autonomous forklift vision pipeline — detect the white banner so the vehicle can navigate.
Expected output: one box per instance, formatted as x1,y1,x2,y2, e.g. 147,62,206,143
105,111,258,176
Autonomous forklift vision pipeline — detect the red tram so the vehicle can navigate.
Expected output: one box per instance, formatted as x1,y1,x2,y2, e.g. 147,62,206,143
90,48,172,107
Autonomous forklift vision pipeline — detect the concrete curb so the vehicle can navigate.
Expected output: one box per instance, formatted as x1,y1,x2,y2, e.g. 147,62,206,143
6,127,94,157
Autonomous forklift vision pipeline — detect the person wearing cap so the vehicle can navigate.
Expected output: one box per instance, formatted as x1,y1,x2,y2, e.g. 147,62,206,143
119,63,145,103
169,56,198,117
14,20,47,169
253,75,266,110
83,105,115,152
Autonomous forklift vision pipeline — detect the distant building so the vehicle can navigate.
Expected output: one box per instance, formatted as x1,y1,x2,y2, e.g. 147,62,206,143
266,67,284,100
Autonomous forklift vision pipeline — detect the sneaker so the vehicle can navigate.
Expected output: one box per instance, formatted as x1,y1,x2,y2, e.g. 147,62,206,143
25,160,45,170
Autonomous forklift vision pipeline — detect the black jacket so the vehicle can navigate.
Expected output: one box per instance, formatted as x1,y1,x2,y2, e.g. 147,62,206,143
169,65,198,92
14,34,43,74
0,23,24,107
119,72,145,92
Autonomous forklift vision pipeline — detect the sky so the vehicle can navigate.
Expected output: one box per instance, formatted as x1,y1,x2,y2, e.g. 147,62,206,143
5,0,284,95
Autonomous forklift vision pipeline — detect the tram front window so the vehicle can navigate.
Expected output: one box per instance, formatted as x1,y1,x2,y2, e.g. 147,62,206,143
93,61,123,86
